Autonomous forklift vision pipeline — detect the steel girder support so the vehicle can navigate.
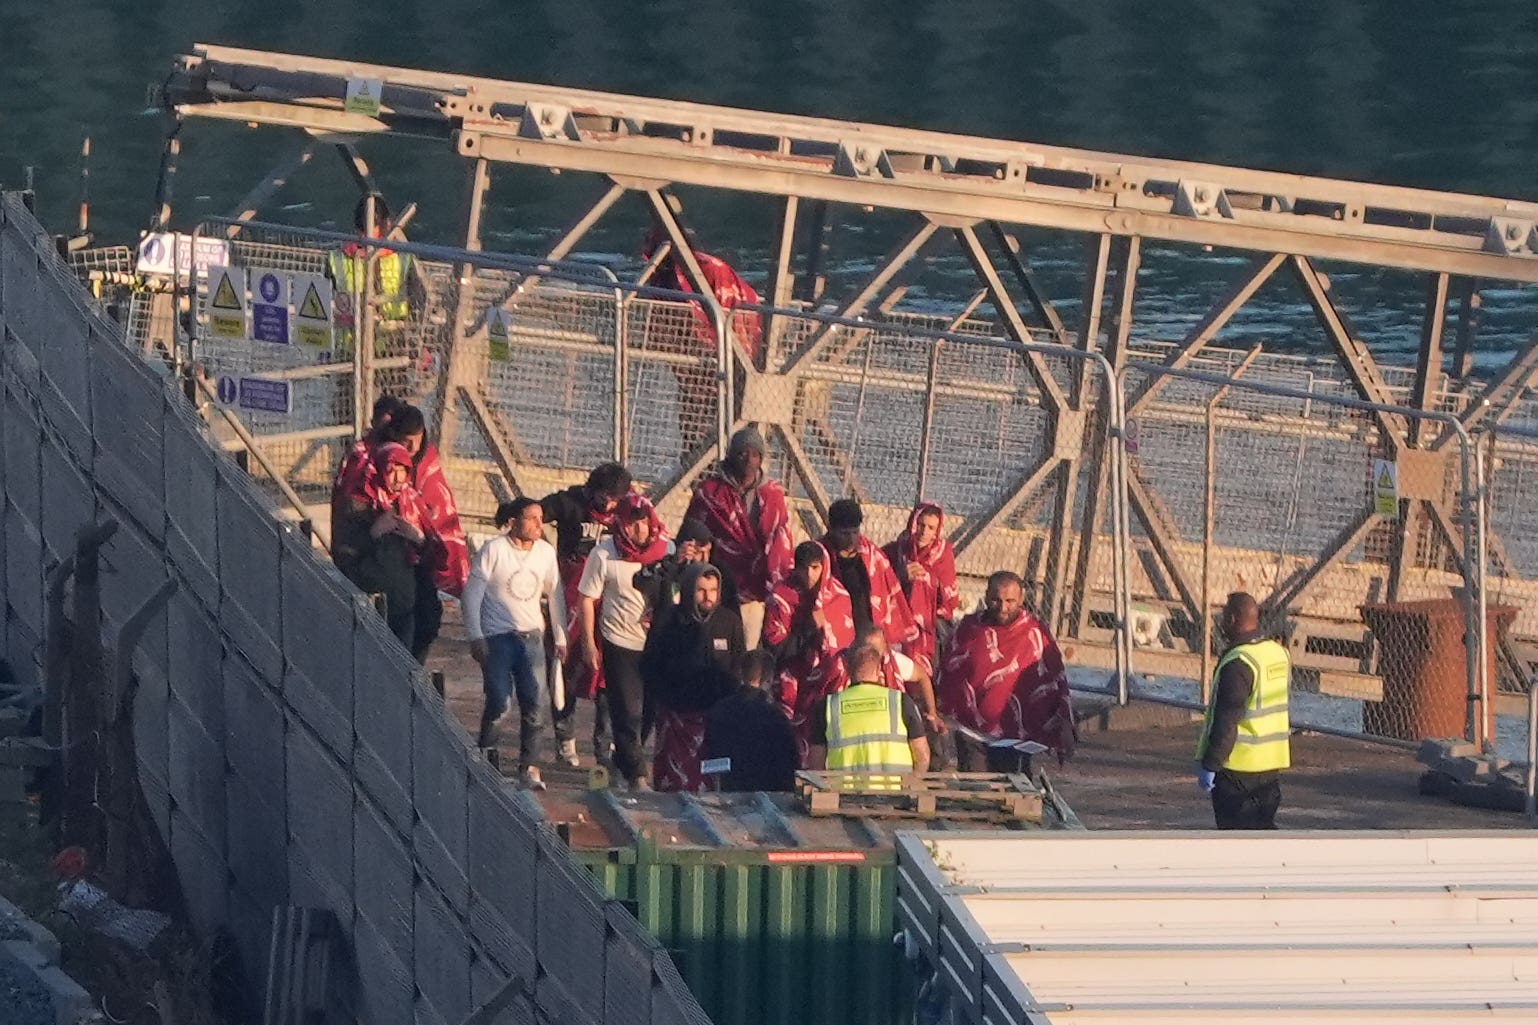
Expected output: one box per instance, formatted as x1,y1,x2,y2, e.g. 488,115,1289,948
433,157,492,460
459,384,530,497
1125,253,1286,417
985,221,1073,349
1125,470,1204,637
222,141,317,238
1289,255,1404,446
1451,278,1482,380
546,181,627,262
150,118,182,231
1073,237,1141,637
948,455,1064,556
764,196,800,357
1391,273,1452,599
953,224,1068,415
1441,331,1538,443
1265,508,1378,616
783,219,938,375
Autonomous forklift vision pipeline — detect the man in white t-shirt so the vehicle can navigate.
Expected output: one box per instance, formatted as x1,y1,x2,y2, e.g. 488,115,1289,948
464,498,567,791
578,493,674,791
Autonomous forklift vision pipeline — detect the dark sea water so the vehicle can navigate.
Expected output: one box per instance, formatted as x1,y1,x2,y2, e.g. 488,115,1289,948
6,0,1538,362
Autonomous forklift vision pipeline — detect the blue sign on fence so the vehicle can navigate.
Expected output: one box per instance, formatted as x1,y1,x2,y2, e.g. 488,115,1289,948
238,377,292,415
250,269,290,344
215,375,238,405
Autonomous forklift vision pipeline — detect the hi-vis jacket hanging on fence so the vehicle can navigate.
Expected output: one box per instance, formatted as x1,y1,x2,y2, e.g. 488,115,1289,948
328,244,411,353
1195,638,1292,773
825,683,913,789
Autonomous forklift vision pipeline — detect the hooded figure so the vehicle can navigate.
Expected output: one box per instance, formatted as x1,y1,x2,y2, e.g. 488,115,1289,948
764,541,856,763
342,441,428,650
883,502,959,672
684,425,794,648
641,563,747,791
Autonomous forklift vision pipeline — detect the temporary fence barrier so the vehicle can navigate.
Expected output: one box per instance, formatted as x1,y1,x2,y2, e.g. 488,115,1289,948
1120,360,1491,752
0,193,711,1025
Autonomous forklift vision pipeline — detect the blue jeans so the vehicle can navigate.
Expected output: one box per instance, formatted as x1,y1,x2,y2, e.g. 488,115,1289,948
482,630,550,771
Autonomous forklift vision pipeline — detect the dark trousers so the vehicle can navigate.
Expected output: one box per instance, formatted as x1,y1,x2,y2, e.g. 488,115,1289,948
1212,770,1282,829
601,641,649,784
411,565,442,663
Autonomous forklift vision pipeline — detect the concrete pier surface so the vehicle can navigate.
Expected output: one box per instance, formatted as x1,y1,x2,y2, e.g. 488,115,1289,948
425,606,1526,833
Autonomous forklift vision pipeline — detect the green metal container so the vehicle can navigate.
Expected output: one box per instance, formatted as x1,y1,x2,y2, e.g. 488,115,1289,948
543,781,1077,1025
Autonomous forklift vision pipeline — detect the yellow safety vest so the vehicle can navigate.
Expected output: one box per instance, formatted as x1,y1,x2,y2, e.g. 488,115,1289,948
329,249,410,352
1196,638,1292,773
825,683,914,790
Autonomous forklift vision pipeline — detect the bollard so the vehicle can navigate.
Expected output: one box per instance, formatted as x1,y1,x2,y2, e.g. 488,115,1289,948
432,670,445,698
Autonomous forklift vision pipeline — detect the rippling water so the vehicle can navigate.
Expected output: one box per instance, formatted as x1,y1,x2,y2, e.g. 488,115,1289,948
6,0,1538,359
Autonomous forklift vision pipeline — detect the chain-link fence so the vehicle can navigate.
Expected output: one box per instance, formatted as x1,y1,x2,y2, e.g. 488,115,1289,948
1121,359,1492,751
1482,418,1538,800
0,194,710,1025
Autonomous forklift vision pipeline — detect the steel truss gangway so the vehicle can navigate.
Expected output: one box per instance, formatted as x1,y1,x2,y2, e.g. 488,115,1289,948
152,45,1538,679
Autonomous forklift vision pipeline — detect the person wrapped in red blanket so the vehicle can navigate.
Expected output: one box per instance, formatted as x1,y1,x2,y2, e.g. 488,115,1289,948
821,498,919,661
643,227,764,461
337,441,429,651
764,541,855,764
683,425,794,649
330,394,406,577
938,571,1076,770
384,406,469,663
884,502,960,674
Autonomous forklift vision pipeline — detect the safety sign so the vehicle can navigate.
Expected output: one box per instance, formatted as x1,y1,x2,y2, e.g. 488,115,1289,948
1372,458,1399,517
250,268,290,344
213,375,292,415
487,306,511,362
345,77,384,117
136,232,229,282
294,275,333,348
207,266,247,340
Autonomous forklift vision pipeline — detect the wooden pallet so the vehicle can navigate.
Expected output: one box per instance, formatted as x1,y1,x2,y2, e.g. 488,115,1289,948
795,771,1043,824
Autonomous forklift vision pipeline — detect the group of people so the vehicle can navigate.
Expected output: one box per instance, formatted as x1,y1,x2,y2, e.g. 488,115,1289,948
458,424,1078,794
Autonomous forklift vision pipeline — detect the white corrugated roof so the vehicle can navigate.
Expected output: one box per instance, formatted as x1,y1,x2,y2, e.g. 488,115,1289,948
896,831,1538,1024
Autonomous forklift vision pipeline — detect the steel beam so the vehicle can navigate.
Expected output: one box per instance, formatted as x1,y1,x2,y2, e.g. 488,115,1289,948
546,181,627,262
796,200,831,304
1444,332,1538,440
1289,255,1403,445
773,420,835,523
170,46,1538,283
1125,470,1203,635
1451,278,1482,380
764,195,800,357
1410,273,1451,445
782,219,937,375
948,455,1063,555
953,224,1067,414
987,221,1073,349
434,157,491,458
1267,508,1378,614
1126,253,1286,416
222,141,317,238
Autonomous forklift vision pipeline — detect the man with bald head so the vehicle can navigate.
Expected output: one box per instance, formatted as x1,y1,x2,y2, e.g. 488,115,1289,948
1195,591,1291,829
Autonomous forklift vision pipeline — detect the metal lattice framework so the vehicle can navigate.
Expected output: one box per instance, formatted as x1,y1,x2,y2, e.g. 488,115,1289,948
150,45,1538,686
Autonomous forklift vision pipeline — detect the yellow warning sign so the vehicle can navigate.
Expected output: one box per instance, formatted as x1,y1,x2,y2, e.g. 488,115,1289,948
207,266,246,339
294,275,333,348
345,77,384,117
1372,458,1399,517
487,307,510,363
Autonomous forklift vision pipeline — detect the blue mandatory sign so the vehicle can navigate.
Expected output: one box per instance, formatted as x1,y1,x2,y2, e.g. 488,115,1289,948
142,237,165,264
257,272,282,303
238,377,292,415
215,375,239,405
252,273,289,345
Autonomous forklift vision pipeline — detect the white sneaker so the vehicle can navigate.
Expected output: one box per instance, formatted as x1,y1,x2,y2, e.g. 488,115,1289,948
521,766,547,792
558,740,580,768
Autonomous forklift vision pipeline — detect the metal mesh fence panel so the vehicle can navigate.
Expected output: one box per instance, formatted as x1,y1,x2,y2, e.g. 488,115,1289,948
1122,361,1489,750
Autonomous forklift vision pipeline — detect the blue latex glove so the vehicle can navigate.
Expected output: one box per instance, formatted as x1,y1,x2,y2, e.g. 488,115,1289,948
1197,768,1216,794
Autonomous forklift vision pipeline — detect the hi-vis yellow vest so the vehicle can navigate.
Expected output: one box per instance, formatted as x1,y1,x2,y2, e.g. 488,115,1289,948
329,249,411,340
825,683,913,790
1196,639,1291,773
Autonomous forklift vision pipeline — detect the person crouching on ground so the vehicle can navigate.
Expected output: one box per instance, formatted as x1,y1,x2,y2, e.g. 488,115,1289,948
641,563,746,792
578,493,673,791
463,498,567,792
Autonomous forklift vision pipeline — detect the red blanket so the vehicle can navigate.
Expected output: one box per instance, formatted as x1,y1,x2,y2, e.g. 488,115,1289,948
938,609,1076,763
825,535,919,652
684,473,794,602
653,708,710,792
654,248,764,365
882,503,959,673
764,543,855,761
413,444,469,597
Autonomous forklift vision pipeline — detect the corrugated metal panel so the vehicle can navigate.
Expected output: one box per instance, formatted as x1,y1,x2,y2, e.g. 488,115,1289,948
898,830,1538,1024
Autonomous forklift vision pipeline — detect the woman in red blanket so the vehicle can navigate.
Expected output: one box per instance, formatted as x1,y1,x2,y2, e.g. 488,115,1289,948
883,502,960,674
385,405,470,663
330,394,405,576
339,442,429,651
938,570,1076,769
763,541,856,764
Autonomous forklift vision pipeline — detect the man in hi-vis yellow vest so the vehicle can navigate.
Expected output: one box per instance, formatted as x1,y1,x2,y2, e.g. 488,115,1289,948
1195,592,1291,829
808,644,930,789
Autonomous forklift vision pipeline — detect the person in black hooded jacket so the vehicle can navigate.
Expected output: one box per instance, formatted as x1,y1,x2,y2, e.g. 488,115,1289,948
641,563,745,791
